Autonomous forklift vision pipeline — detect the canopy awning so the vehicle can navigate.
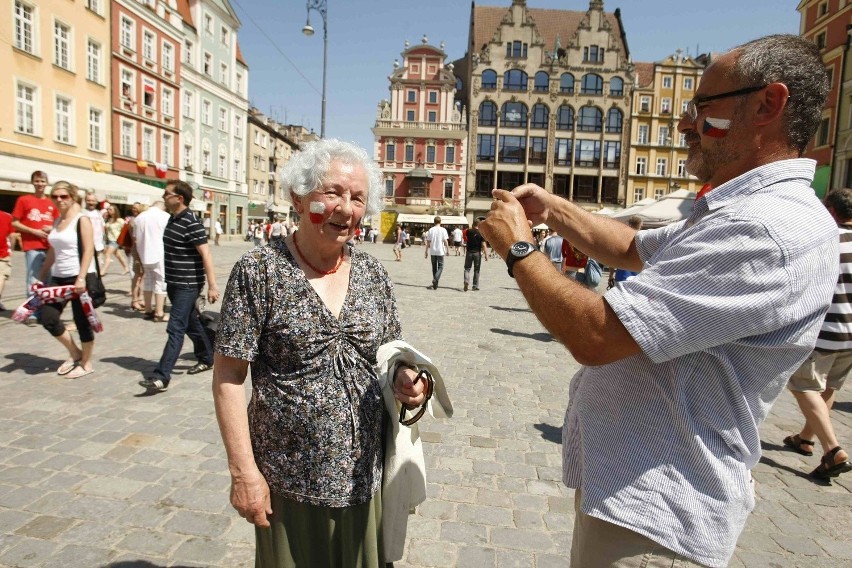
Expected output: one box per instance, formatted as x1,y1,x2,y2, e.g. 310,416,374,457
610,189,696,228
0,155,163,204
396,213,468,226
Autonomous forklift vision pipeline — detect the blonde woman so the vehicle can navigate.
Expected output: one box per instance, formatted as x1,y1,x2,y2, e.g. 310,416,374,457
36,182,96,379
102,205,129,275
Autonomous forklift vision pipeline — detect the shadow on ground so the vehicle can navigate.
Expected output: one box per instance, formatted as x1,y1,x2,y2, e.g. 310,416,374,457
490,328,554,342
1,353,59,375
534,422,562,444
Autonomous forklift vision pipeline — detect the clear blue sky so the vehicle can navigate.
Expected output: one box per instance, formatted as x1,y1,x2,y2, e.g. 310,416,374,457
231,0,801,151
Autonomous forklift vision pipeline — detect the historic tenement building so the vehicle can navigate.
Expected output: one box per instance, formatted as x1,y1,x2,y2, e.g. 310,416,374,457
626,51,704,206
458,0,634,220
372,36,468,222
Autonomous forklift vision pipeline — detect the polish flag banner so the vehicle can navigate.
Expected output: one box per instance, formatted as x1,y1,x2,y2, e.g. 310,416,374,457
154,162,168,178
702,117,731,138
12,285,103,332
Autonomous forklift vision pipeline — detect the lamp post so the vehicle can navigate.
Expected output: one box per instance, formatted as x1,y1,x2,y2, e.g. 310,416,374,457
302,0,328,139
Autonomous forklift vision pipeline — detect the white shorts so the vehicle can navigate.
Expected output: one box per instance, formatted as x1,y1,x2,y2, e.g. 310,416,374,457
142,262,166,294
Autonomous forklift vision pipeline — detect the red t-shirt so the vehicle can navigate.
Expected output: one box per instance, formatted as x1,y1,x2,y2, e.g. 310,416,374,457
0,211,12,258
12,194,56,251
561,239,588,269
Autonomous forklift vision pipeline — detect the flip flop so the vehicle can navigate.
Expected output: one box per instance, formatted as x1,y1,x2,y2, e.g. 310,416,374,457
57,359,80,375
65,366,94,379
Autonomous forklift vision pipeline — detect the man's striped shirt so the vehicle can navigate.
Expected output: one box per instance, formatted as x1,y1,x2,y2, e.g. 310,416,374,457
815,224,852,351
164,208,207,287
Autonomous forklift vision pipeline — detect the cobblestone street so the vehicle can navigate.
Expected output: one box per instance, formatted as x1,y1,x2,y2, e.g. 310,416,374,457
0,241,850,567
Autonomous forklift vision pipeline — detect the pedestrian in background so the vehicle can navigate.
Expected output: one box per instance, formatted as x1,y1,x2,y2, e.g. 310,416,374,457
102,205,129,275
127,203,146,311
0,209,12,311
424,216,449,290
214,217,224,246
463,219,488,291
541,229,564,272
393,223,404,261
83,191,106,265
784,187,852,480
134,200,170,322
479,34,836,567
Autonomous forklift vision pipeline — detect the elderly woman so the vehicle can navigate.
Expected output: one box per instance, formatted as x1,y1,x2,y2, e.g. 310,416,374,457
213,139,426,567
36,182,97,379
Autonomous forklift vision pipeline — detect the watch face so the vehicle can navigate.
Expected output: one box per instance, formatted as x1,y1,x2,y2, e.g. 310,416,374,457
511,242,534,256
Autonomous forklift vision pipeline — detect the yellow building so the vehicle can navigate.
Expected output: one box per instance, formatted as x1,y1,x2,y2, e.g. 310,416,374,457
626,51,705,206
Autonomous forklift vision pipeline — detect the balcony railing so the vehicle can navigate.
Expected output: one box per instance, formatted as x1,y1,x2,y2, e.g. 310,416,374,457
374,120,465,131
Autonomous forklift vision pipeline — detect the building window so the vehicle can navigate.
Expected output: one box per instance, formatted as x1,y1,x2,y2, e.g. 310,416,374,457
477,134,495,161
817,117,830,146
658,126,670,146
183,91,193,117
15,83,37,135
683,77,693,90
86,40,101,83
202,150,211,173
816,32,826,50
54,21,71,70
428,111,437,122
606,108,623,133
637,125,649,144
385,178,394,197
499,135,526,163
529,137,547,164
640,96,651,113
583,45,604,63
677,159,687,177
635,157,647,175
534,71,549,92
143,30,155,61
184,40,194,64
426,146,436,163
634,187,645,201
143,81,155,108
475,170,494,196
481,69,497,89
560,73,575,94
14,1,36,54
236,73,243,95
479,101,497,126
55,96,72,143
234,158,241,180
506,40,528,58
218,108,227,131
162,42,174,72
679,133,687,147
552,174,569,196
603,141,621,169
162,88,173,117
184,144,193,169
233,115,242,138
121,69,134,99
661,98,672,114
220,63,229,85
405,144,414,162
531,104,548,129
555,138,572,166
86,0,101,14
444,180,453,199
204,13,213,35
428,91,438,104
577,106,602,132
161,133,173,166
581,74,603,95
120,16,134,50
662,76,673,89
386,143,395,161
202,100,211,125
445,145,454,163
656,158,668,176
406,110,415,121
407,90,416,103
203,52,212,75
501,101,527,127
142,127,154,161
218,153,227,178
252,155,259,169
610,77,624,96
574,140,601,167
221,26,230,47
88,108,103,151
556,105,574,130
655,187,665,199
819,1,828,16
503,70,528,91
120,121,134,156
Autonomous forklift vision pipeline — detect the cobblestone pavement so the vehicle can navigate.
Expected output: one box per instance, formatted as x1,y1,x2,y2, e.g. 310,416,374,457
0,241,850,568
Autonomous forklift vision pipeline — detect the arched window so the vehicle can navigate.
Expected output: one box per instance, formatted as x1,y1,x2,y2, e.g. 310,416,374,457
501,101,528,127
534,71,550,92
479,101,497,126
531,103,549,129
560,73,574,94
581,74,603,95
609,76,624,97
481,69,497,89
577,106,602,132
503,69,529,91
556,105,574,130
606,108,623,133
456,77,463,93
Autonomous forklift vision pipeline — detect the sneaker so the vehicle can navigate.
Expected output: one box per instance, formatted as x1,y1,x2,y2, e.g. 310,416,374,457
187,362,213,375
25,316,38,327
138,377,168,392
472,286,480,291
463,283,469,292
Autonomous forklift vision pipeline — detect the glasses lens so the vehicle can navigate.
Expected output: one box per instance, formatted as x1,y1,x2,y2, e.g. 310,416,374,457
53,194,69,200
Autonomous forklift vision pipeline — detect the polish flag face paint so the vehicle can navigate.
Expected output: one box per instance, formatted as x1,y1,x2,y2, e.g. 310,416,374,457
309,201,325,224
702,117,731,138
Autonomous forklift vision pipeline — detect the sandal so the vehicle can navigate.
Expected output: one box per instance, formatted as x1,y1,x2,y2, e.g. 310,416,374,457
57,359,80,376
65,366,94,380
783,434,815,456
810,446,852,479
153,313,169,322
143,311,156,320
131,302,145,312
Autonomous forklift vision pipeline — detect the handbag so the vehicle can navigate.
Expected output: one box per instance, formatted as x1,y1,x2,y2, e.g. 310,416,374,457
116,221,132,249
77,219,107,307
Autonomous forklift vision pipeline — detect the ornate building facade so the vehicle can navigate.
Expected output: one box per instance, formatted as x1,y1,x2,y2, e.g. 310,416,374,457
458,0,634,220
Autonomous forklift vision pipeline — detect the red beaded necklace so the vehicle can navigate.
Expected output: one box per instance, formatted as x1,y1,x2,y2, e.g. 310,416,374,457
292,232,345,275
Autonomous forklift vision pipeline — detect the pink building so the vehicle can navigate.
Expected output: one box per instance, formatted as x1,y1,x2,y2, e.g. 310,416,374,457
111,0,184,187
373,36,467,218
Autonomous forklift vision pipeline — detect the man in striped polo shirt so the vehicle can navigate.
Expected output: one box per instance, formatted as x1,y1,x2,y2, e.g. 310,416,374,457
784,187,852,479
139,180,220,393
480,35,837,567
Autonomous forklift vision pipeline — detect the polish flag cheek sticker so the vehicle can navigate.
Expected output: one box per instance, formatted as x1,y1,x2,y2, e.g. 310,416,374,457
702,117,731,138
309,201,325,224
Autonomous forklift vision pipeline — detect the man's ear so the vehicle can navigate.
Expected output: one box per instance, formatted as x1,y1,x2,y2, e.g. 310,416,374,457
753,82,788,127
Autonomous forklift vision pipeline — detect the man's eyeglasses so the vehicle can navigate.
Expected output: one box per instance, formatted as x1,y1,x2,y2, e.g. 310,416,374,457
163,192,178,199
683,85,766,122
52,194,71,201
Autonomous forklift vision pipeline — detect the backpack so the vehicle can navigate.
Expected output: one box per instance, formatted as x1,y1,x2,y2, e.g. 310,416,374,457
584,258,602,288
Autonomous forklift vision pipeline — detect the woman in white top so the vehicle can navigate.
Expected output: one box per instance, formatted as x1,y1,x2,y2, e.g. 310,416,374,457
36,182,97,379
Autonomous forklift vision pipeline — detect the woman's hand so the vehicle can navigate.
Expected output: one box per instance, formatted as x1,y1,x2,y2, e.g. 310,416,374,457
73,276,86,295
393,366,427,408
230,468,272,527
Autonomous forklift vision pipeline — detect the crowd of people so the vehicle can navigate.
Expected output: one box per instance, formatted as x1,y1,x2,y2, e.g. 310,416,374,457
1,32,850,568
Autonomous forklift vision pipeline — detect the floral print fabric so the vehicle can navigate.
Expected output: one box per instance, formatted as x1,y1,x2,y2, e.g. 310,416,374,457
216,240,402,507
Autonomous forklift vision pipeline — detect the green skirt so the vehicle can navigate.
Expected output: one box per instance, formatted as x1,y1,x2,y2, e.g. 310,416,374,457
255,486,386,568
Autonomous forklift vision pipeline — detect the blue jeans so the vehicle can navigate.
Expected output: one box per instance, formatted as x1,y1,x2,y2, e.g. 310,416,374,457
430,255,444,287
464,252,482,288
25,249,46,296
153,284,213,383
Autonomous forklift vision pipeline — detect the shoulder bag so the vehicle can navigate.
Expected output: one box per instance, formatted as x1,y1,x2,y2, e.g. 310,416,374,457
77,219,107,307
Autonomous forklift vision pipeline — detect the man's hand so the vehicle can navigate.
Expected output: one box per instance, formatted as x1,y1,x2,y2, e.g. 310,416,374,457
230,469,272,527
511,184,553,225
479,189,535,260
207,285,220,304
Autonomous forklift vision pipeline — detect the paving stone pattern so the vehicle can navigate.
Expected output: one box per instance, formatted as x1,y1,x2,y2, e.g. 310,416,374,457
0,241,850,567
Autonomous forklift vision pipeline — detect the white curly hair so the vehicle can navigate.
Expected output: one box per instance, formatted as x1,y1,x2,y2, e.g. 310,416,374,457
280,138,384,217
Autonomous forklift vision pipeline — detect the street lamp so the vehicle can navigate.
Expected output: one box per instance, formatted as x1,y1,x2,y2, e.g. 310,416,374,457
302,0,327,139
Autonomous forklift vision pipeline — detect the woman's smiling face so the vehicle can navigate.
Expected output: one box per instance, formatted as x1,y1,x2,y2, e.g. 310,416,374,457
300,160,368,242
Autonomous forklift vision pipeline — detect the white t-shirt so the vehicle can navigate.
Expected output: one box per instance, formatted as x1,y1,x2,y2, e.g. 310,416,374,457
83,208,105,252
133,207,170,265
426,225,449,256
452,227,463,243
